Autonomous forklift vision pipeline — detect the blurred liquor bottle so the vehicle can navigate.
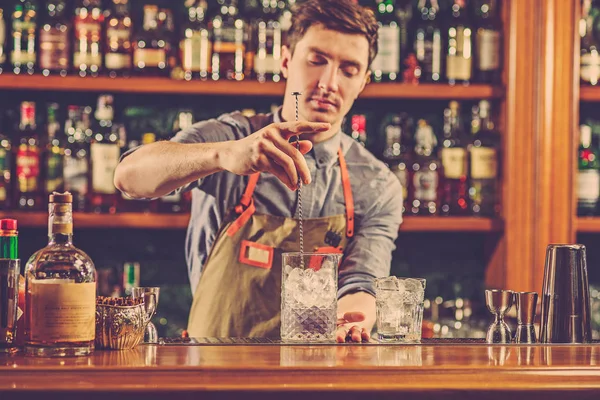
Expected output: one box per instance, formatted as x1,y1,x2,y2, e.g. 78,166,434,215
577,124,600,216
39,0,70,76
382,113,412,215
0,112,12,209
211,0,245,81
15,101,42,210
372,0,400,82
580,0,600,86
413,0,442,83
410,119,441,215
122,261,140,296
63,105,90,212
73,0,103,77
133,5,170,76
90,95,119,214
468,100,500,216
105,0,133,78
349,114,368,147
0,5,6,74
252,0,282,83
44,103,64,198
473,0,501,84
439,101,469,216
11,0,38,75
179,0,212,81
445,0,472,85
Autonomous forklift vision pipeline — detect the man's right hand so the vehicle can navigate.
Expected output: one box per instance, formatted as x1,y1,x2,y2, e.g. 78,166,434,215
219,121,331,191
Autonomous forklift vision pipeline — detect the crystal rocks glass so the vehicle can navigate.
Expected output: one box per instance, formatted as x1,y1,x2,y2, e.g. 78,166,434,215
375,276,426,343
132,287,160,344
280,252,340,343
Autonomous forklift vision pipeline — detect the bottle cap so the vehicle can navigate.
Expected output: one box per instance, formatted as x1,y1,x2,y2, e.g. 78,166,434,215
49,192,73,204
0,219,17,231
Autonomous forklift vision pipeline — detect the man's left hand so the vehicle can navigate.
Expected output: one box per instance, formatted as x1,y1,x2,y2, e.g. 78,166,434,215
336,311,370,343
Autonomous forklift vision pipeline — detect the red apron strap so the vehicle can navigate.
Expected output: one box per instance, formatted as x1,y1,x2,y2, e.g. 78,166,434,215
229,173,260,236
240,173,260,208
337,148,354,238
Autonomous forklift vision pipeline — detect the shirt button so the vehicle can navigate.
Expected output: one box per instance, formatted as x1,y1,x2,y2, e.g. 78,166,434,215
319,158,326,164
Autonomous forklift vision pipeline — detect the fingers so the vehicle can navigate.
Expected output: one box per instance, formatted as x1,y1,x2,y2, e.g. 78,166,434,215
271,136,311,185
349,326,362,343
258,142,298,190
361,327,370,342
277,121,331,138
336,326,347,343
335,325,368,343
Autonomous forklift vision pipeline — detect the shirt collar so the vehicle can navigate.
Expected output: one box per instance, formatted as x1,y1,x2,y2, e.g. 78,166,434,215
272,106,341,169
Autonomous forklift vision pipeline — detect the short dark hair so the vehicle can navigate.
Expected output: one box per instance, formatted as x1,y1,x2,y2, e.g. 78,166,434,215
287,0,379,68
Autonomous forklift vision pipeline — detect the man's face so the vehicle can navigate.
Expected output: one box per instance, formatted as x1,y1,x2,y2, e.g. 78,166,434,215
281,25,370,128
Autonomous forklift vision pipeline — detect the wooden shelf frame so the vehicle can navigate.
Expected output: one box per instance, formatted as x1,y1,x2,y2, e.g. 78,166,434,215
580,86,600,101
576,218,600,233
0,75,504,99
0,212,502,232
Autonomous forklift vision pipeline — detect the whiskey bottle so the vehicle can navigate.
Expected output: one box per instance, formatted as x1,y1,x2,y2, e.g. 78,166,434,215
382,113,413,215
372,0,400,82
73,0,103,77
0,111,12,209
90,95,119,214
473,0,501,84
25,192,96,357
440,101,469,215
446,0,473,85
180,0,212,81
580,0,600,86
468,100,500,216
11,0,38,75
253,1,282,83
105,0,132,78
39,0,70,76
414,0,442,83
44,103,64,197
15,101,42,211
577,124,600,216
410,119,441,215
63,106,90,212
0,6,7,74
211,0,245,81
133,5,169,76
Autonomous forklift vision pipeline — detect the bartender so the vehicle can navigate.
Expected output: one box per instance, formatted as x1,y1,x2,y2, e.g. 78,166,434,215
114,0,403,343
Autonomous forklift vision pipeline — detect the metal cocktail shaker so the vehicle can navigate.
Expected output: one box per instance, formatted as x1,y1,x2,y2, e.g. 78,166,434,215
539,244,592,343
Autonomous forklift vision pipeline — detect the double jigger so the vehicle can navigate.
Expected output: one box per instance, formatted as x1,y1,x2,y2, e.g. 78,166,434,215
485,244,592,344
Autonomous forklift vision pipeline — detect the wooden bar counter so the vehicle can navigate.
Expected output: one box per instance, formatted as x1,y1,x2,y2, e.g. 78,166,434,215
1,342,600,399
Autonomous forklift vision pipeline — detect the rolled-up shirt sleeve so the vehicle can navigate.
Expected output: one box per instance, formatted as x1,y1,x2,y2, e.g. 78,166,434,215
337,170,403,298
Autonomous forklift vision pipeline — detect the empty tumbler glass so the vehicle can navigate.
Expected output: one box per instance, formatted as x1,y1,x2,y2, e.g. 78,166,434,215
132,287,160,344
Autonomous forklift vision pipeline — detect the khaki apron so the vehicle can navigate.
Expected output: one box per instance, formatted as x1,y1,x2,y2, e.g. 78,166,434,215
187,147,355,338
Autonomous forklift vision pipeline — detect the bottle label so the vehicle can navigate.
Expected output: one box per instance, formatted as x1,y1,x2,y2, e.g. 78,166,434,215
254,23,281,75
16,146,40,188
105,53,131,70
91,143,120,194
64,154,89,195
415,30,442,79
181,30,212,72
46,152,63,193
470,147,497,179
476,29,500,71
39,27,70,70
106,26,131,41
134,48,166,68
581,52,600,84
11,50,36,65
447,26,472,80
29,281,96,343
441,147,467,179
413,169,438,201
578,170,600,201
372,25,400,74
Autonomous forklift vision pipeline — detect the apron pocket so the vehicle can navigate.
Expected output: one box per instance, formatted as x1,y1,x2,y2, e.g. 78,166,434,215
239,240,274,269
